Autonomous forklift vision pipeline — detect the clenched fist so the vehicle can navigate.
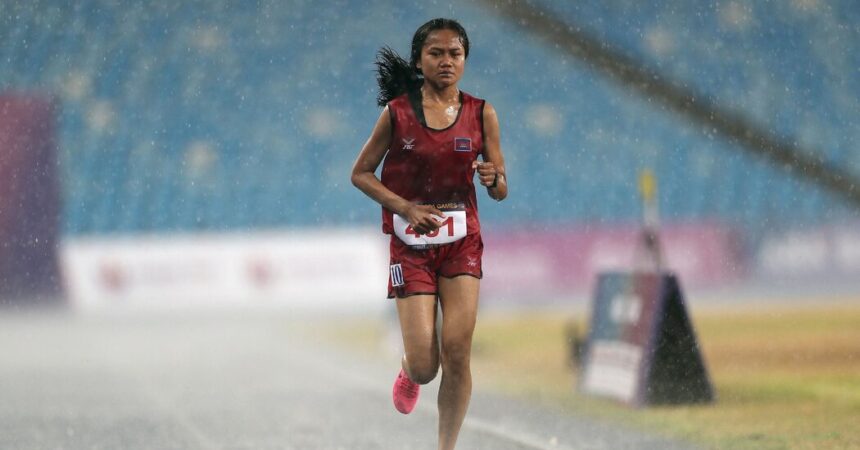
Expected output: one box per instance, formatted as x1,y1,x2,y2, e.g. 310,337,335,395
472,160,500,187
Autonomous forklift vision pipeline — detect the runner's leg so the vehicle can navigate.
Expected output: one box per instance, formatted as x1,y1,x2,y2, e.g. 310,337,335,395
396,294,440,384
436,275,480,450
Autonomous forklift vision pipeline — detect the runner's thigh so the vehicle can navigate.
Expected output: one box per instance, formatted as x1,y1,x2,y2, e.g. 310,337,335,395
396,294,439,358
438,275,480,349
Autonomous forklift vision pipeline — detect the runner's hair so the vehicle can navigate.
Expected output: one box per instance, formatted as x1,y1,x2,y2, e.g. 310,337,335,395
374,47,420,107
375,18,470,107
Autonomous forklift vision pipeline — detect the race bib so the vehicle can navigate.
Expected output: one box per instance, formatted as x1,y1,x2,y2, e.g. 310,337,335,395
394,209,467,247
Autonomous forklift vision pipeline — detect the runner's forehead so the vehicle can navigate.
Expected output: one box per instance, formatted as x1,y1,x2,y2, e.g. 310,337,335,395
423,30,464,51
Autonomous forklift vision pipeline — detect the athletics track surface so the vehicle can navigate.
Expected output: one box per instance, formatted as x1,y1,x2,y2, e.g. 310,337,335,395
0,311,698,450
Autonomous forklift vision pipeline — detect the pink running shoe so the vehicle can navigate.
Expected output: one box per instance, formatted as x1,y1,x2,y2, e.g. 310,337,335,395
392,368,420,414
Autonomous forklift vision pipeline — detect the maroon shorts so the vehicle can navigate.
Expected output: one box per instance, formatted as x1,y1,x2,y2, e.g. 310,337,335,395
387,233,483,299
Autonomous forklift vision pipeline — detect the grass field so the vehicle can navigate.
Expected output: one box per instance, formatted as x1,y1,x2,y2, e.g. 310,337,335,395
326,301,860,450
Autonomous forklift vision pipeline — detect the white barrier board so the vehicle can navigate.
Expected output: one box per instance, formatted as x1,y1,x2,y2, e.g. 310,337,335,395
60,229,389,311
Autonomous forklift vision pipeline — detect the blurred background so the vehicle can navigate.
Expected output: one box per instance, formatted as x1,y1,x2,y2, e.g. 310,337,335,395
2,0,858,309
1,0,859,448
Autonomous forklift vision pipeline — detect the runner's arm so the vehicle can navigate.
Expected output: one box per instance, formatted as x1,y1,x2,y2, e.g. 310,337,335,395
351,107,443,232
479,102,508,201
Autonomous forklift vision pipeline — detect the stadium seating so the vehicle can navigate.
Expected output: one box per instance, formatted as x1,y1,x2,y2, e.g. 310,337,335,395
1,0,856,236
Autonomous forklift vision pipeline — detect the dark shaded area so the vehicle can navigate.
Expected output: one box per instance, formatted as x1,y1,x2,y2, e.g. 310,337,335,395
0,94,63,306
646,275,714,405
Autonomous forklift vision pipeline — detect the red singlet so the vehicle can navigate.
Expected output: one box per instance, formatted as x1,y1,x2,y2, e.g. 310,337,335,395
380,91,485,236
381,91,487,298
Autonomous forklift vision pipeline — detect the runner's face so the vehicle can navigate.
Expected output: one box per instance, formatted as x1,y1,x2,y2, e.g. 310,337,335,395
417,29,465,89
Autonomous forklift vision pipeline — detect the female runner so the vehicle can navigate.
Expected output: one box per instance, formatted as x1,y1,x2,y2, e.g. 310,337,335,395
350,18,507,450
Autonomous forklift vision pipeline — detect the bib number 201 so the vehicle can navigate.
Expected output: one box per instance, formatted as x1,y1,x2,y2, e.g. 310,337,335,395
394,211,467,247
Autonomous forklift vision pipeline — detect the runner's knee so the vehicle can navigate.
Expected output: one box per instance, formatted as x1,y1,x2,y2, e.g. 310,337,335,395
407,359,439,384
441,339,471,375
403,336,440,384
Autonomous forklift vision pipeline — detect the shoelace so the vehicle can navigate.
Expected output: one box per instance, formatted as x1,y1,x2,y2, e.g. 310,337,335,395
399,375,419,398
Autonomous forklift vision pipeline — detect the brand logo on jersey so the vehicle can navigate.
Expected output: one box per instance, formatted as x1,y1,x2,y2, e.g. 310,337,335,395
454,137,472,152
390,263,405,287
402,138,416,151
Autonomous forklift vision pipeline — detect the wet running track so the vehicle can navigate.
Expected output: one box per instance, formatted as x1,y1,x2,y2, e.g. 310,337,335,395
0,310,698,450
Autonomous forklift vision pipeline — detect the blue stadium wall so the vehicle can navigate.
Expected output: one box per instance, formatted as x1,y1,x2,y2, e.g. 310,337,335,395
1,0,857,238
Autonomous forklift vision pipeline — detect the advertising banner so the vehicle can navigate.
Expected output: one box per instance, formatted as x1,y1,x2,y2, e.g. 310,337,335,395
580,271,714,407
482,223,743,299
61,229,389,311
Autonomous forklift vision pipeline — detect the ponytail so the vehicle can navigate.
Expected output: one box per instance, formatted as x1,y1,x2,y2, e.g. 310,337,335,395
374,46,421,107
375,18,469,107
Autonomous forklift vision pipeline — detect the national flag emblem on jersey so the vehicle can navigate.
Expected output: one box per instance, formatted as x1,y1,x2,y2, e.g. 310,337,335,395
454,137,472,152
390,263,405,287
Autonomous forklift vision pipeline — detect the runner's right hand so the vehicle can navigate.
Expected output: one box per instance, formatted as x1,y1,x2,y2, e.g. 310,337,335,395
404,204,445,235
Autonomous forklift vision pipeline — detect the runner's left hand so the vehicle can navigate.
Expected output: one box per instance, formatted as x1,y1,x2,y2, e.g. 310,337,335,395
472,160,498,187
